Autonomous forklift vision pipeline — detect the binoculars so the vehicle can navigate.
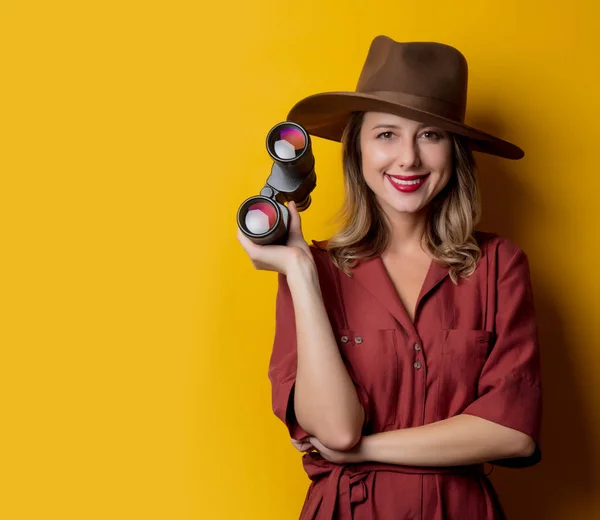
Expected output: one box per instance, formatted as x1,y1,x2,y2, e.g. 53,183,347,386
236,121,317,246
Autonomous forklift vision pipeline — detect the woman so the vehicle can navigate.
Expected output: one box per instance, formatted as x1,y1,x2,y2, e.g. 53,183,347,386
237,35,542,519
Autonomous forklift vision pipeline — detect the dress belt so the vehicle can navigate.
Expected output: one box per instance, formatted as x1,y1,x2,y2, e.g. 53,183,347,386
300,452,485,520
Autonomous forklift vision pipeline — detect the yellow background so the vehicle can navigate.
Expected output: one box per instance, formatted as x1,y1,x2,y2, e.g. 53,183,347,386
2,1,599,518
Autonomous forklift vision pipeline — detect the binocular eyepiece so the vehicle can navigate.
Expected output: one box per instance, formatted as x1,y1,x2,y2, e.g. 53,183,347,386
237,121,316,245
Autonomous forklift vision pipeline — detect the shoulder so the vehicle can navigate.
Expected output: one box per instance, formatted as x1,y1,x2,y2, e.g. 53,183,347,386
308,238,338,280
310,238,346,274
310,239,330,252
474,230,531,274
309,238,332,266
475,230,527,255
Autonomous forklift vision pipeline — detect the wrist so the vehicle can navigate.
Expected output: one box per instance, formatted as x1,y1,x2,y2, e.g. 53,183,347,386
359,434,375,463
359,433,387,464
286,255,319,290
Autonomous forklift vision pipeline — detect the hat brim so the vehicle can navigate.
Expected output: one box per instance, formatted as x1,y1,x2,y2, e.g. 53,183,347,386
287,91,524,160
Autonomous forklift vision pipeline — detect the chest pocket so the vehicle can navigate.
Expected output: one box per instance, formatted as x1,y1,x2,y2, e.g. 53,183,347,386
436,329,494,418
335,328,398,431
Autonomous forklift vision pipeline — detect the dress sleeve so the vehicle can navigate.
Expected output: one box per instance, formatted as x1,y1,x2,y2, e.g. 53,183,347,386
267,272,312,440
267,250,371,441
461,241,543,468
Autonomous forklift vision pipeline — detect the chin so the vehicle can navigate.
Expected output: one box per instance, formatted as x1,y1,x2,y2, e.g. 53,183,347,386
384,198,427,215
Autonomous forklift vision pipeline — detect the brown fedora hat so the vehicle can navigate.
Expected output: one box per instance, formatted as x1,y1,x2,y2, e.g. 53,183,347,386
287,35,524,160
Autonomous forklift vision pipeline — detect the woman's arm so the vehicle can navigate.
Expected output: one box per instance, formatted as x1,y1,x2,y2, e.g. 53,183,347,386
307,414,535,465
360,415,535,466
286,256,365,451
238,203,365,451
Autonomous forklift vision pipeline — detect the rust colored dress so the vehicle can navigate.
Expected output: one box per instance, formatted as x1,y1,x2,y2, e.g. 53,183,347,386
268,231,542,519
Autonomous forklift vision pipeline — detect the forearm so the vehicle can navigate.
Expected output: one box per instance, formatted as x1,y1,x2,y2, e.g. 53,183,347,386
360,414,535,466
287,259,364,451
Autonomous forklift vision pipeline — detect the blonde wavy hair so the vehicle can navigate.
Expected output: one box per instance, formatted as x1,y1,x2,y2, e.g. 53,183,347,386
326,111,482,284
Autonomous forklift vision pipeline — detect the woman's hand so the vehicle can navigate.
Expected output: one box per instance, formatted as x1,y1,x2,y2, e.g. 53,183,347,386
291,437,316,453
291,436,367,464
237,201,315,276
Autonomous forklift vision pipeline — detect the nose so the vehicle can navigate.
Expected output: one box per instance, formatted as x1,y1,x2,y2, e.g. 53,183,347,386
396,138,420,170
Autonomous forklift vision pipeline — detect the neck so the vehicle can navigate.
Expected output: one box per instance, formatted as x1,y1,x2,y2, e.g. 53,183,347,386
383,208,430,256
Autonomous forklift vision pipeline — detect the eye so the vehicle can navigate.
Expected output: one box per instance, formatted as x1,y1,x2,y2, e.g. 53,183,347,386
421,131,442,140
376,131,395,140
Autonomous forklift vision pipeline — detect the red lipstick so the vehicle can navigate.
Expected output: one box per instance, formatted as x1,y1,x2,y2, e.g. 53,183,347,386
386,173,430,193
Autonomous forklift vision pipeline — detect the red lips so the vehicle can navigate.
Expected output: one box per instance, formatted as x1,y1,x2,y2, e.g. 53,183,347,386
386,173,430,193
386,174,427,180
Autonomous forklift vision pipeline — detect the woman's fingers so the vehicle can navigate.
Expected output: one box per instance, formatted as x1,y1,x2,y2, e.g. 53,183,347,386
286,201,311,254
291,437,315,452
288,202,304,240
236,204,313,273
237,227,285,271
288,201,300,232
236,227,259,254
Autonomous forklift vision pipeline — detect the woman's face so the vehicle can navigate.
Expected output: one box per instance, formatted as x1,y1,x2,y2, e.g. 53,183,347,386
359,111,453,217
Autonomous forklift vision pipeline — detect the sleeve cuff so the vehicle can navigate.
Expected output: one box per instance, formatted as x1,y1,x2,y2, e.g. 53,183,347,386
274,375,311,440
462,375,542,467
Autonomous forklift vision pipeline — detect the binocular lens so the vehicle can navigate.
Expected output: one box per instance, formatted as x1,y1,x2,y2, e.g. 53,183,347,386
268,125,306,160
244,201,278,235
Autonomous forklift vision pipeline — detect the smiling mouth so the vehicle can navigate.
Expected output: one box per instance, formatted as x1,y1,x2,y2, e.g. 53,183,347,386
385,173,430,193
386,173,430,186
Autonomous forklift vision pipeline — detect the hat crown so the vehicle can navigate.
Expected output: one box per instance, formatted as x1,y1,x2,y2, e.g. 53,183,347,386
357,36,469,121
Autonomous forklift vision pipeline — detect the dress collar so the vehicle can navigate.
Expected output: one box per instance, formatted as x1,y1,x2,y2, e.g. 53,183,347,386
311,239,449,330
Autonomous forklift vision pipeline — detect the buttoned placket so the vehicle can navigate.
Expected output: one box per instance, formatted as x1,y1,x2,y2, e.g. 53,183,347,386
413,341,423,370
408,330,427,426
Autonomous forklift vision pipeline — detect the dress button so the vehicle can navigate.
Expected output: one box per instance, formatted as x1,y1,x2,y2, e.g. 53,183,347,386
341,335,349,343
414,343,421,351
355,336,363,344
413,361,422,369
